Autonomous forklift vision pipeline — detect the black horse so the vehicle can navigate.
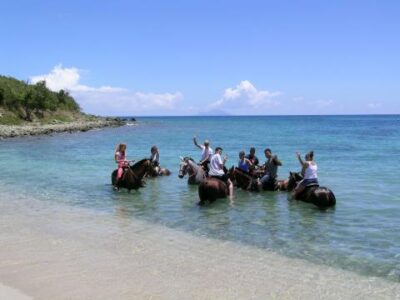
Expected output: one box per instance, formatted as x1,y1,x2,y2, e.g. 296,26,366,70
287,172,336,208
111,159,153,192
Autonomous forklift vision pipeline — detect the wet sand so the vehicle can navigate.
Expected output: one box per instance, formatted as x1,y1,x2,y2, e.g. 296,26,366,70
0,191,399,300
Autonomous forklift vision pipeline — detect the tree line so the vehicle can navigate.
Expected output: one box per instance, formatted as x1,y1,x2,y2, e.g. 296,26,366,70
0,75,80,121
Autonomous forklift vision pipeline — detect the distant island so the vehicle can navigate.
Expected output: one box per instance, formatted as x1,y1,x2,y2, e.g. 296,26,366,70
0,75,127,138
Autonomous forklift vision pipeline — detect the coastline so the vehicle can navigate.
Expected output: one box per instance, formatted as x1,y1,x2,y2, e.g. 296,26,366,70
0,190,399,300
0,117,126,139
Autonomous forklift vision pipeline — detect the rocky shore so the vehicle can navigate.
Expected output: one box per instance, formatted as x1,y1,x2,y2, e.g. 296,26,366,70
0,117,126,138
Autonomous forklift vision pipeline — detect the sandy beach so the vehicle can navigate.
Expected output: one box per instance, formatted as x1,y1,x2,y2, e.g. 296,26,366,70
0,118,125,138
0,190,399,300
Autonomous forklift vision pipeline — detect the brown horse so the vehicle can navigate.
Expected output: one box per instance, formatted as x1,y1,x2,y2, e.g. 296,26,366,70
198,177,228,205
229,167,259,191
286,172,336,208
111,159,153,192
146,165,171,177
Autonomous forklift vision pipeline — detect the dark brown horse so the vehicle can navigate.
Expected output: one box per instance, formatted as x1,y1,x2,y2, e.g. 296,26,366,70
229,167,259,191
198,177,228,205
111,159,153,192
146,165,171,177
287,172,336,208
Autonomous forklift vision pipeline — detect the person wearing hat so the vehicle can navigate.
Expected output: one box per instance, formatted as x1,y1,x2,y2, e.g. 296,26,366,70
193,135,213,171
209,147,233,196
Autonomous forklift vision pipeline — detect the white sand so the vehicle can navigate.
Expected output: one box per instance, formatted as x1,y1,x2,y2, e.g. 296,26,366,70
0,283,32,300
0,192,399,300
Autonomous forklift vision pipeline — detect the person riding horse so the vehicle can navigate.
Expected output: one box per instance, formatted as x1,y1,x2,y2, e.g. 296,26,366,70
293,151,319,198
193,136,213,173
114,143,129,190
209,147,233,197
257,148,282,190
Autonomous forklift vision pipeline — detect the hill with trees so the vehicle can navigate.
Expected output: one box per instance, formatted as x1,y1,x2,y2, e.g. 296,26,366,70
0,75,81,125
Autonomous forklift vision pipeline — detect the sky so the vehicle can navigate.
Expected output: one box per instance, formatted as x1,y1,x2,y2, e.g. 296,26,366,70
1,0,399,116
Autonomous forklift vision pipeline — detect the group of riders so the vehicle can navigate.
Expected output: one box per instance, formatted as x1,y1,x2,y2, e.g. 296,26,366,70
193,136,318,198
113,136,319,199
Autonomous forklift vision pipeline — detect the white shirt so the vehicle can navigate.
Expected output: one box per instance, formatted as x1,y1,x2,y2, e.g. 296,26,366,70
209,153,225,176
200,145,213,162
304,163,318,179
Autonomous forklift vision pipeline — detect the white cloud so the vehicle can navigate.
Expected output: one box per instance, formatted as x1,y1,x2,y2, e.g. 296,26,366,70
367,102,382,109
208,80,281,115
30,65,183,115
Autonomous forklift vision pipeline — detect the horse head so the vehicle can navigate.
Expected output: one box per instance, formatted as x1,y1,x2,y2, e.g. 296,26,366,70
228,166,236,181
287,171,303,191
130,158,153,179
178,157,198,179
178,156,189,178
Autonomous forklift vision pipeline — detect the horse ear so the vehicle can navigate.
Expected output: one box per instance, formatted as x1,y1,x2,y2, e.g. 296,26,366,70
289,171,292,175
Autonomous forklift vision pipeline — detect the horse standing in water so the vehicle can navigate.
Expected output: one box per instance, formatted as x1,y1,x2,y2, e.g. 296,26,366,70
178,157,206,185
146,166,171,177
229,167,259,191
286,172,336,208
198,177,228,205
111,159,153,192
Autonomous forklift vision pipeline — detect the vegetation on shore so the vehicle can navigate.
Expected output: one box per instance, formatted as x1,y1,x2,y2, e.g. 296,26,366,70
0,75,82,125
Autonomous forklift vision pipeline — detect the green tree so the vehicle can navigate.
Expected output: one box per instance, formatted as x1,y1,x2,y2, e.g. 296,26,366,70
21,88,36,121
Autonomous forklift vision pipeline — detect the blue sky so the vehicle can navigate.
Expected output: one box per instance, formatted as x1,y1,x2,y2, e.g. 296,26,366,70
1,0,399,115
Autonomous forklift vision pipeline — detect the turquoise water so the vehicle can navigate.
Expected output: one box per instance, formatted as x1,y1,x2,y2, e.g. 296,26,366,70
1,115,400,281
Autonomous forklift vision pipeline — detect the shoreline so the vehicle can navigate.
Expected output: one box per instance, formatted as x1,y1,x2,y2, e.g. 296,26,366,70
0,190,399,299
0,117,127,139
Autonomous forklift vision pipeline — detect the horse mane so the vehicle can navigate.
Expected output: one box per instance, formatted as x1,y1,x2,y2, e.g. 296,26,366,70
132,158,150,167
184,157,195,162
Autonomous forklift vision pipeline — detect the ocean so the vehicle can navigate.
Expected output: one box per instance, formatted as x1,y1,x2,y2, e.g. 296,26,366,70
1,115,399,281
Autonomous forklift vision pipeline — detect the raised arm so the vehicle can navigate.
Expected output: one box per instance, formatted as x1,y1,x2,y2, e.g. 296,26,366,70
296,152,307,168
193,136,202,149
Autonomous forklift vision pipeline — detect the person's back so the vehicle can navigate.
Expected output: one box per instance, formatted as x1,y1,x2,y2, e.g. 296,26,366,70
304,162,318,179
209,152,225,176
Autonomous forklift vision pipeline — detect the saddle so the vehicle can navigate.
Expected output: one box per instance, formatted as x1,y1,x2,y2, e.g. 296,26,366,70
305,182,319,188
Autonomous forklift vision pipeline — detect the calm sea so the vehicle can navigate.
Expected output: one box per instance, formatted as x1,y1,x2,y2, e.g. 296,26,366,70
1,115,399,281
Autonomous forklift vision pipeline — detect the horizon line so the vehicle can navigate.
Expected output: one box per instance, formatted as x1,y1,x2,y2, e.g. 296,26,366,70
99,113,400,118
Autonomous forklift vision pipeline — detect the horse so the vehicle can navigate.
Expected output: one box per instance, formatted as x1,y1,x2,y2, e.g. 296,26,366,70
178,157,206,185
111,159,153,192
146,164,171,177
286,172,336,208
198,177,228,205
229,167,259,191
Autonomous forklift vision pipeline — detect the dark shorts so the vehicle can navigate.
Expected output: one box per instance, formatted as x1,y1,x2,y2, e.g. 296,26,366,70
300,178,319,187
211,174,229,184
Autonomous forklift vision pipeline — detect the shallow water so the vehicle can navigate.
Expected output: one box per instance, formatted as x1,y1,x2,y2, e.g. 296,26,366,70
1,115,399,281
